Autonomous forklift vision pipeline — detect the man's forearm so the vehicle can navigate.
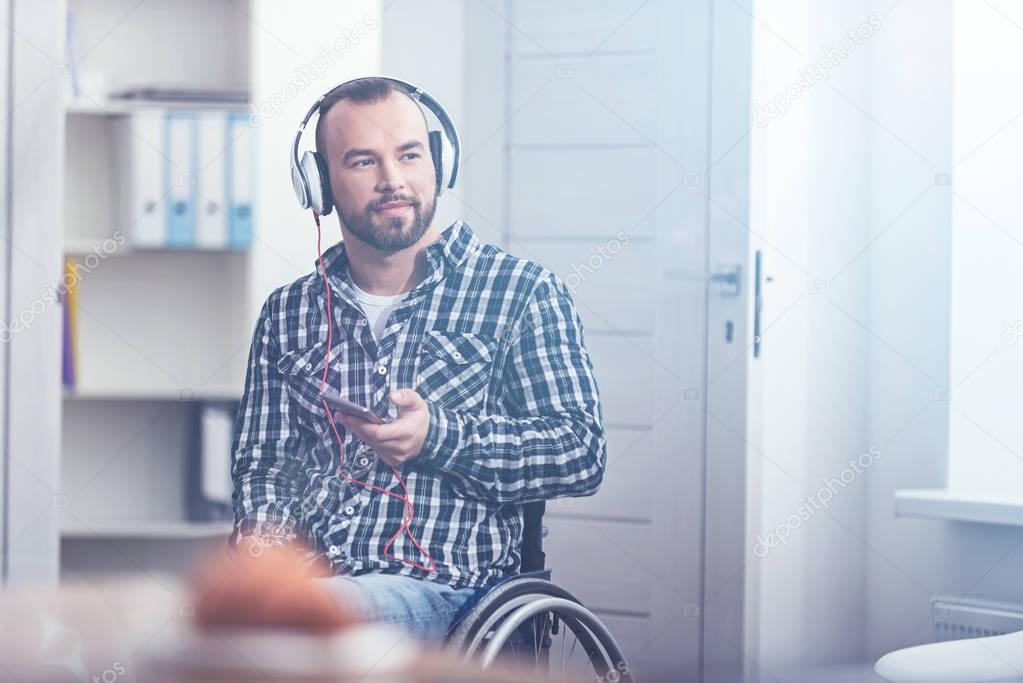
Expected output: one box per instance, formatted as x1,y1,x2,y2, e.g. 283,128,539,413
417,402,606,503
231,292,311,555
231,494,303,549
230,447,309,552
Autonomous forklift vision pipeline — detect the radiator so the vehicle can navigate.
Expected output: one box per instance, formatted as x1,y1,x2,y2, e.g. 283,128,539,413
932,596,1023,642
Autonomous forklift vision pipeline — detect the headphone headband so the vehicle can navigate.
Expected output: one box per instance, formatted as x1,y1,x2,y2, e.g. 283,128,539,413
290,76,461,214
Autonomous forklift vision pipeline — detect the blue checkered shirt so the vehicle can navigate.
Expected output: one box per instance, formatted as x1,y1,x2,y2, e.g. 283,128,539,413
229,220,606,588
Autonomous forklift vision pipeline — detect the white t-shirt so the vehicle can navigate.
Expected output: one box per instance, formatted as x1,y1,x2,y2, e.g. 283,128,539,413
351,281,410,342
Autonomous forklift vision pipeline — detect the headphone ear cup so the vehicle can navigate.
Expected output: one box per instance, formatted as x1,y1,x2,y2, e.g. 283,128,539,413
311,152,333,215
299,151,327,215
440,133,455,190
292,162,311,209
428,130,444,196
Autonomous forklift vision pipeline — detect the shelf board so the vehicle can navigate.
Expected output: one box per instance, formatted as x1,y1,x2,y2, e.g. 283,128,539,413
65,98,248,117
895,488,1023,527
64,385,242,402
63,238,254,256
64,98,132,116
64,237,128,256
61,520,233,540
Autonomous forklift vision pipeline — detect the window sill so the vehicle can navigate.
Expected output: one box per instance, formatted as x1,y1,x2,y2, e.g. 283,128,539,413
895,489,1023,527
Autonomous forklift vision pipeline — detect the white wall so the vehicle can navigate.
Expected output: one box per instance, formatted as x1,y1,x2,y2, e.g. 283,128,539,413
248,0,382,326
4,0,67,584
379,0,466,239
864,0,1023,659
753,0,1023,668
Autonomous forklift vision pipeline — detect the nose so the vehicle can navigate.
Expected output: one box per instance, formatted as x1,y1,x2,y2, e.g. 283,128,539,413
375,157,406,195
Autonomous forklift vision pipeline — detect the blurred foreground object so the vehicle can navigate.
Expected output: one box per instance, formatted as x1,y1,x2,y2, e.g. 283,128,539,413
0,540,562,682
190,538,357,633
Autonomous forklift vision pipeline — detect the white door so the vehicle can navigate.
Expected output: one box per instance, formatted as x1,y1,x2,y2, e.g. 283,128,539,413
461,1,754,680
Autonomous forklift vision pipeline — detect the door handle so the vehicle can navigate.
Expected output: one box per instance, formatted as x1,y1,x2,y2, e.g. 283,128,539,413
665,264,742,297
709,264,741,296
753,249,763,358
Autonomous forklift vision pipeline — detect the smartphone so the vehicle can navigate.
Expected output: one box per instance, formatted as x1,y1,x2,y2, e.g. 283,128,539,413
319,391,391,424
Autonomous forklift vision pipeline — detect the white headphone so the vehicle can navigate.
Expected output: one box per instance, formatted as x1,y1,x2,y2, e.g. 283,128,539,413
290,76,461,216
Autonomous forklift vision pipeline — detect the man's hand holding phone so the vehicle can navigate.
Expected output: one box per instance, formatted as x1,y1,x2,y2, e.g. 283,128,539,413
332,389,430,467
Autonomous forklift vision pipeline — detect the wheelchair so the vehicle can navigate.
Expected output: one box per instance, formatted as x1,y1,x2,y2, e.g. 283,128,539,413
444,501,635,682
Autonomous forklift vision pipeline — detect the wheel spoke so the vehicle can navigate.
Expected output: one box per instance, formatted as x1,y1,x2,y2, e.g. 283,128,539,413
535,612,550,666
561,624,567,681
512,625,522,670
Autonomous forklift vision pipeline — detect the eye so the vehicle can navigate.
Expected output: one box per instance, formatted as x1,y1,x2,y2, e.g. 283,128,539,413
353,158,374,168
401,152,420,161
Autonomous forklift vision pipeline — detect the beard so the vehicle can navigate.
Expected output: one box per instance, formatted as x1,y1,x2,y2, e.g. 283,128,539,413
337,191,437,252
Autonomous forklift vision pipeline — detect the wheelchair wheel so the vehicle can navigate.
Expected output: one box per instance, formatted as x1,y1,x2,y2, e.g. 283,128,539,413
447,578,634,683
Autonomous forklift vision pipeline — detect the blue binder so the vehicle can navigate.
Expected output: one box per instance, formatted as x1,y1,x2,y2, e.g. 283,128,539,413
164,111,198,248
226,111,253,249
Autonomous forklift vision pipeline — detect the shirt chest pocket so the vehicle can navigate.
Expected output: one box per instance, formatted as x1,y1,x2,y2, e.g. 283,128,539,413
414,330,496,412
276,340,342,423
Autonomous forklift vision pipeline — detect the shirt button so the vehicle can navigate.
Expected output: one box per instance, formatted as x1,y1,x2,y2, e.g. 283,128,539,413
376,365,387,375
328,545,339,556
452,351,463,360
357,456,370,467
344,505,356,516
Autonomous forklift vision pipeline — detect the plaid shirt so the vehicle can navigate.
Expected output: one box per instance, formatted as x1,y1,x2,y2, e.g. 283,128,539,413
229,220,606,588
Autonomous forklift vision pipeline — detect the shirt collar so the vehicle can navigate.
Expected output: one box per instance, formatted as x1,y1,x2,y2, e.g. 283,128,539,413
315,219,477,298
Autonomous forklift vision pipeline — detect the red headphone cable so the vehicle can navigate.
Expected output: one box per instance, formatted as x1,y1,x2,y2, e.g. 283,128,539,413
312,211,436,573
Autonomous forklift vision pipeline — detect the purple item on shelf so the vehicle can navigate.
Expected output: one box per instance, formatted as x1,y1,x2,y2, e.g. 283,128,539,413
62,290,74,389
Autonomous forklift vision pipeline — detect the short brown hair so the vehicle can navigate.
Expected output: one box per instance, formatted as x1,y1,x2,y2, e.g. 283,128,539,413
314,77,427,154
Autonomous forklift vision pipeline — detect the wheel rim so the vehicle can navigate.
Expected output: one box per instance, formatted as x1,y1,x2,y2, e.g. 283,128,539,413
477,597,629,682
461,593,554,659
449,579,581,656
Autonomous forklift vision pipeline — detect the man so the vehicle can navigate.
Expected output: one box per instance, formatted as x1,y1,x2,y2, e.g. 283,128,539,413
224,77,606,642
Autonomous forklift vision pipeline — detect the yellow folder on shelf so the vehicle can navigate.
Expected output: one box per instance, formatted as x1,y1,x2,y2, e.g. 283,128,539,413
62,258,79,389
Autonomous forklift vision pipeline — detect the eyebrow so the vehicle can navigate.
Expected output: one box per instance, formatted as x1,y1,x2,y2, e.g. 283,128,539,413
341,140,424,164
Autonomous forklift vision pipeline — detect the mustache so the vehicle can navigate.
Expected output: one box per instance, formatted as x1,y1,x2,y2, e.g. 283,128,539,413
371,195,419,210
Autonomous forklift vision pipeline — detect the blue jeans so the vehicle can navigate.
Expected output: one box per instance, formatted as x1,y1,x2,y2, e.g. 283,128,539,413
316,571,482,643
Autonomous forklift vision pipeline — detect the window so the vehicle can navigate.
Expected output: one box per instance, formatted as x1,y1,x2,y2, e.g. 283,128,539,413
946,0,1023,496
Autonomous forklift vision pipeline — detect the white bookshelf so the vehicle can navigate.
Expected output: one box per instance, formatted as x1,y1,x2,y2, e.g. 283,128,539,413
59,0,253,575
58,0,385,580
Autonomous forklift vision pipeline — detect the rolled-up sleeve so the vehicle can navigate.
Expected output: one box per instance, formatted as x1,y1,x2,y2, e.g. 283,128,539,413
418,273,606,503
229,291,310,551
